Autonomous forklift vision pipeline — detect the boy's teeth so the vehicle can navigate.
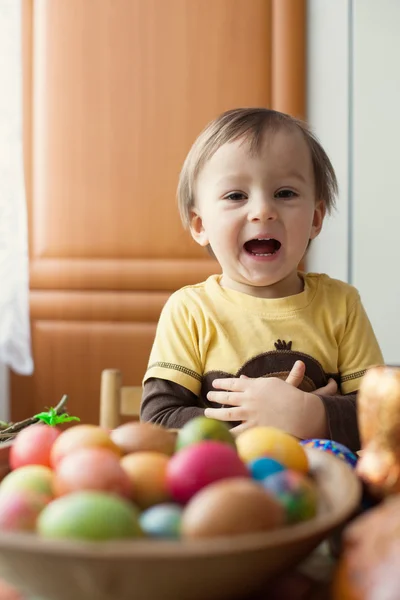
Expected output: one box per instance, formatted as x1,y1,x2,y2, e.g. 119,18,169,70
245,239,280,254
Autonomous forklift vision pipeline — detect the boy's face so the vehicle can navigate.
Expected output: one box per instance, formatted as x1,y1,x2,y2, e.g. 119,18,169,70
189,126,325,298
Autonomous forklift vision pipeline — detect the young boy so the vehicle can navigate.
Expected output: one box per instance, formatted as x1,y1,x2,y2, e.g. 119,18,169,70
140,108,383,451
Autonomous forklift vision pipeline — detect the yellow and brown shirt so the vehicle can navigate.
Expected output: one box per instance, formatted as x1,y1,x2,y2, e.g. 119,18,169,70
141,273,383,450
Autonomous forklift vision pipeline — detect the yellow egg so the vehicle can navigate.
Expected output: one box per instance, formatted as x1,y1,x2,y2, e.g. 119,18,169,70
236,427,309,473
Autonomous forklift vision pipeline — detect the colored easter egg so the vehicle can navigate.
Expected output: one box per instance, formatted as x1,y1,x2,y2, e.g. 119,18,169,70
140,503,182,539
10,424,61,469
50,425,121,468
120,452,171,509
248,456,286,481
181,478,285,538
111,422,176,456
0,465,54,499
176,417,236,451
300,439,357,468
0,489,51,532
38,491,142,541
53,447,131,499
167,441,249,504
262,470,318,524
236,427,309,473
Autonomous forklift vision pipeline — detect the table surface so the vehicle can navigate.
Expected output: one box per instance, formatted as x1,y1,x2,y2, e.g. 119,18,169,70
240,542,336,600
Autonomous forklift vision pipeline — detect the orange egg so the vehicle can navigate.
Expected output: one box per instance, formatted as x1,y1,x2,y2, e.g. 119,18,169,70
120,452,170,509
53,447,131,499
50,425,121,468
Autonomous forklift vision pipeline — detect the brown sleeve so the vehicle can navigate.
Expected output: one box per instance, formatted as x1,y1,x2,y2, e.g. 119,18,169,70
316,393,360,452
140,378,205,429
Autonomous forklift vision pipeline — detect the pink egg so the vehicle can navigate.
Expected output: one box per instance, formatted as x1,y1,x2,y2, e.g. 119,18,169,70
0,489,51,532
166,441,249,504
54,447,131,499
10,424,61,469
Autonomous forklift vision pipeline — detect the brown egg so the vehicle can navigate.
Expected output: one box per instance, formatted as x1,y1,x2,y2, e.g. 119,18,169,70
110,422,176,456
181,478,285,538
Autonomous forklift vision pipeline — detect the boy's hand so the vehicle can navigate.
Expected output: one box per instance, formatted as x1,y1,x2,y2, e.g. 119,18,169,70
204,361,337,438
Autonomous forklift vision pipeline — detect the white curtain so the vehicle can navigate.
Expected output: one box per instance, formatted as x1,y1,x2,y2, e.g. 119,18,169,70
0,0,33,376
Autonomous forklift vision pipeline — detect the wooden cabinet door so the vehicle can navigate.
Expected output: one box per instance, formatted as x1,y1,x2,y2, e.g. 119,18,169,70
12,0,306,423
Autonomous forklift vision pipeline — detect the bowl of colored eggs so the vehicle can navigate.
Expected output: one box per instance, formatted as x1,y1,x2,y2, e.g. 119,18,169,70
0,418,361,600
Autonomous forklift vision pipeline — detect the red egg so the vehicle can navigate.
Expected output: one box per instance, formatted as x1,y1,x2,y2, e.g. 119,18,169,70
166,441,249,504
10,424,61,470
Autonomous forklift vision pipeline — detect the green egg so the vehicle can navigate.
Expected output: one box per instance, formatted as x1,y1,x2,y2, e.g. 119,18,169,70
37,491,142,541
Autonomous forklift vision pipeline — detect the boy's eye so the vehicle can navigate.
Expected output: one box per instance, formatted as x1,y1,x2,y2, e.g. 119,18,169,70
224,192,247,201
275,189,297,199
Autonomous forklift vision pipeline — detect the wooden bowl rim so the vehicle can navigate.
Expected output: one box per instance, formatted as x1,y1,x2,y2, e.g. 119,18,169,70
0,448,361,559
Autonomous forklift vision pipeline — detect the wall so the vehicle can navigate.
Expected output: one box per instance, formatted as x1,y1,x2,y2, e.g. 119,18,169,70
352,0,400,365
308,0,398,364
307,0,350,284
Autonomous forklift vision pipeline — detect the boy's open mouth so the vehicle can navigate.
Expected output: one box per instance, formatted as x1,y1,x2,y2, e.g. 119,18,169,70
244,238,281,256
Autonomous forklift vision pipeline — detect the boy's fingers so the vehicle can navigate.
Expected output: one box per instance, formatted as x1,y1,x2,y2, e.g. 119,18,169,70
204,407,242,421
285,360,306,388
315,378,338,396
206,391,241,406
212,378,246,391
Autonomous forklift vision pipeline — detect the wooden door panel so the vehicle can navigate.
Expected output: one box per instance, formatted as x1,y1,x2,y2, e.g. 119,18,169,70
13,318,158,424
29,258,220,291
12,289,167,422
30,0,272,263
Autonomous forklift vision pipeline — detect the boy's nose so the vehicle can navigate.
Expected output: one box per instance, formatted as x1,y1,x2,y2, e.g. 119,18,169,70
247,198,277,222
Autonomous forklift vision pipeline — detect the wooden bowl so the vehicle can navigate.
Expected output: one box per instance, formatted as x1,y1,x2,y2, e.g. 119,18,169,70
0,445,361,600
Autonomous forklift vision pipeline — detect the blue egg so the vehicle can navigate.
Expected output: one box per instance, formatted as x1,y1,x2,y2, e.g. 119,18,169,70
140,504,182,539
248,456,286,481
300,438,358,468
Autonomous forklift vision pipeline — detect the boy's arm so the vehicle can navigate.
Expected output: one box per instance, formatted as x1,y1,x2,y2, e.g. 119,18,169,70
141,290,205,428
312,392,359,451
337,293,384,395
141,377,360,449
313,291,383,453
140,378,205,428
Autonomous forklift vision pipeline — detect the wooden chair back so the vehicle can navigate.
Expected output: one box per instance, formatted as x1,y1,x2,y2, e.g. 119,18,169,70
99,369,142,430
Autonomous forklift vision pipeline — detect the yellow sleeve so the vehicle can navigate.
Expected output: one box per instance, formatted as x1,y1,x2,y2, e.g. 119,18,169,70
143,292,203,396
339,294,384,394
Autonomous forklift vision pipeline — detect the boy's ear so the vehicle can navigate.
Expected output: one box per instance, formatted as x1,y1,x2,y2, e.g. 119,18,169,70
309,201,326,240
189,209,209,247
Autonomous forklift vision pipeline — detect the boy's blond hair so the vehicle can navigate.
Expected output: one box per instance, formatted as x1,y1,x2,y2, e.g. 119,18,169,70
178,108,338,229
